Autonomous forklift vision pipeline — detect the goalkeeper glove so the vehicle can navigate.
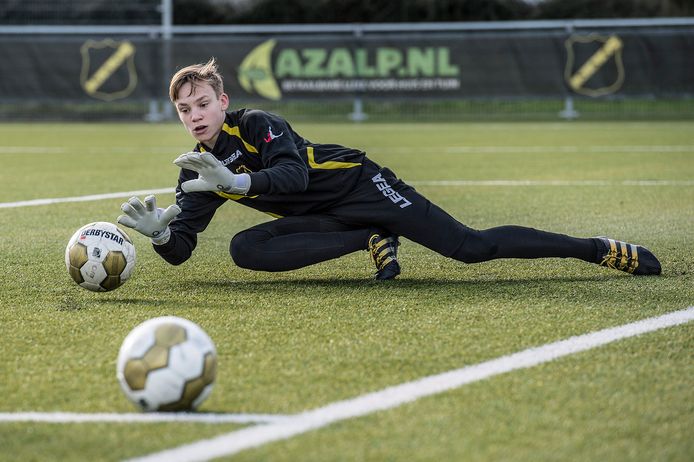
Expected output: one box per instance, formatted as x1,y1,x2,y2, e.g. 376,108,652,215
117,195,181,245
173,151,251,194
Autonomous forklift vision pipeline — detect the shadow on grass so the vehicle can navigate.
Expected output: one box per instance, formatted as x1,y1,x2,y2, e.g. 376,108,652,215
55,296,175,311
184,274,625,290
174,274,650,306
96,298,176,306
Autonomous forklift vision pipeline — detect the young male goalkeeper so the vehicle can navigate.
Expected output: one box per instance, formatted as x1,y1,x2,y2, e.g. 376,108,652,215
117,58,661,280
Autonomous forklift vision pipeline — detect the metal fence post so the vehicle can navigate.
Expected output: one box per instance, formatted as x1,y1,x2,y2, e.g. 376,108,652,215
559,22,579,120
161,0,174,120
348,24,368,122
146,0,172,121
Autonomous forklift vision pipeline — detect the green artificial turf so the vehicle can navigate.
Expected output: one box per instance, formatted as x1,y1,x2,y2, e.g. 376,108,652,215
0,121,692,461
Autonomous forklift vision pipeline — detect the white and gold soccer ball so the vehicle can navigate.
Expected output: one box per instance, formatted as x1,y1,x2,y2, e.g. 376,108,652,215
116,316,217,412
65,221,136,292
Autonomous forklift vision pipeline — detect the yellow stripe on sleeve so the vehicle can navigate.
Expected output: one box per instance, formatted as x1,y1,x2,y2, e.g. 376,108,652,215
307,147,361,169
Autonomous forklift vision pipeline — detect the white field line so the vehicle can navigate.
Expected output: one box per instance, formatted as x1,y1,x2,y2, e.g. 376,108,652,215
0,412,290,425
0,146,185,155
0,147,67,154
0,188,175,209
3,145,693,155
443,145,694,154
409,179,694,187
2,179,693,209
128,306,694,462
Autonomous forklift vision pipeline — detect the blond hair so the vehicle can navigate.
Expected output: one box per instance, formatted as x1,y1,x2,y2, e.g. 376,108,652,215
169,58,224,102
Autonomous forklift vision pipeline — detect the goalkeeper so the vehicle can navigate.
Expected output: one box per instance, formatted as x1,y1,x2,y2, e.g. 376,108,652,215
117,59,661,280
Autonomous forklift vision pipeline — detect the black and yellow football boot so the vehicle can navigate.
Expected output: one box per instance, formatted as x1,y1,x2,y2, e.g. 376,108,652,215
367,233,401,280
595,237,661,275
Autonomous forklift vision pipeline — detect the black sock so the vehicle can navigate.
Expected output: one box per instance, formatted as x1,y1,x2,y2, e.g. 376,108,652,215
478,226,598,263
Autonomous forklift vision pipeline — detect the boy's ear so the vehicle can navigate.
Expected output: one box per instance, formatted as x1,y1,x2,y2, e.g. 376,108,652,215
220,92,229,111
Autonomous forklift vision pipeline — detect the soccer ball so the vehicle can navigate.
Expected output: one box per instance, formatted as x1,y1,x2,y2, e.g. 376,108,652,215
116,316,217,412
65,221,136,292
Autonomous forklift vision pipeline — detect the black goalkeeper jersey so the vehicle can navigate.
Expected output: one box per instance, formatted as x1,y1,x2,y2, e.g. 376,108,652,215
155,109,366,264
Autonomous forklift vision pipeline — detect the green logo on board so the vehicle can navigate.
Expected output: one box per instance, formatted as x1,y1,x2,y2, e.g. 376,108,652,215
238,39,460,100
238,39,282,101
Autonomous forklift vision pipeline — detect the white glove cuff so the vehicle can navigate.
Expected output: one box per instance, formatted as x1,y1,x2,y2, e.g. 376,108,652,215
150,226,171,245
235,173,251,195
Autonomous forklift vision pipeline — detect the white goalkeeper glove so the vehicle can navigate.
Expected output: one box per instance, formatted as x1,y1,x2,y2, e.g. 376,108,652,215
173,151,251,195
117,195,181,245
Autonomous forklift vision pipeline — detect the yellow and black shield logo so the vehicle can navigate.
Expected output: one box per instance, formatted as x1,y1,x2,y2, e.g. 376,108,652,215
80,39,138,101
565,34,624,97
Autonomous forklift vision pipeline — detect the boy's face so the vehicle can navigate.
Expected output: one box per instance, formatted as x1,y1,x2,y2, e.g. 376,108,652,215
174,81,229,148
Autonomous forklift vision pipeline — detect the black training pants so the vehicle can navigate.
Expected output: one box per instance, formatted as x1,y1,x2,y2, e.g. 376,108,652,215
230,159,596,272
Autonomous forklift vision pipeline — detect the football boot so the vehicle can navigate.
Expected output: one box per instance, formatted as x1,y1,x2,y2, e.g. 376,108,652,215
368,233,401,280
595,237,661,275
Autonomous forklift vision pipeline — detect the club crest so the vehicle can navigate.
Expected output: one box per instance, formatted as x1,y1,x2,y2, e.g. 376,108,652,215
564,34,624,97
80,39,138,101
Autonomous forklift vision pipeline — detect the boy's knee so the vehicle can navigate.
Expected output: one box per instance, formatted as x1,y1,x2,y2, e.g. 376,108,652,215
229,233,248,268
452,230,498,263
229,230,267,269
